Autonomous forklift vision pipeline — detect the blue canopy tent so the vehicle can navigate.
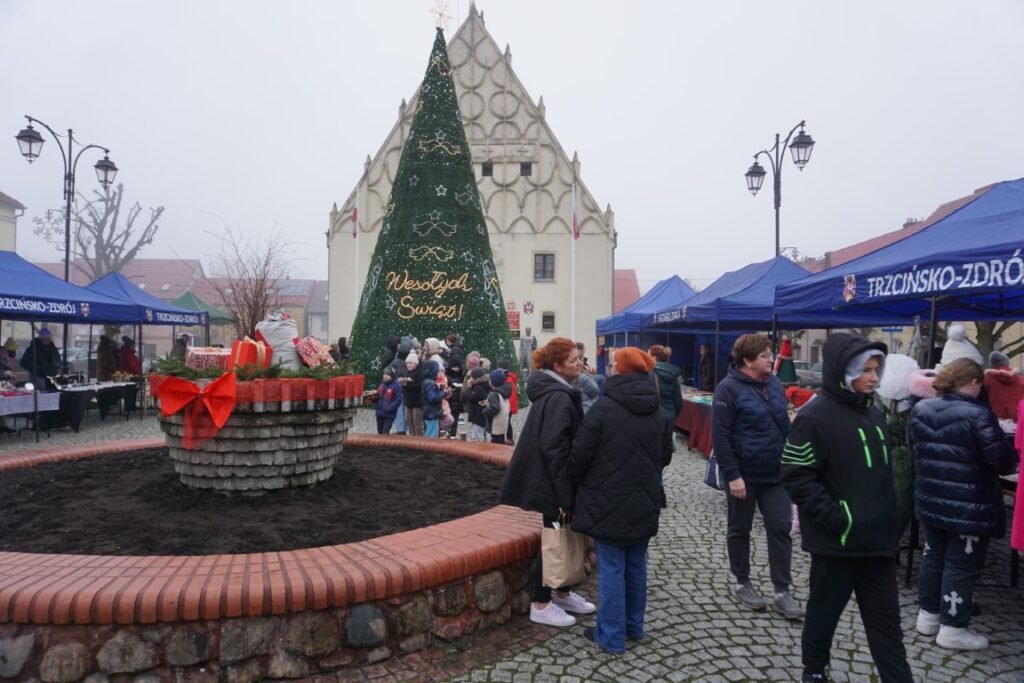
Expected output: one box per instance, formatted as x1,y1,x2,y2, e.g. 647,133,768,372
645,258,811,388
596,275,696,374
86,272,211,370
775,177,1024,362
0,251,140,324
86,272,207,327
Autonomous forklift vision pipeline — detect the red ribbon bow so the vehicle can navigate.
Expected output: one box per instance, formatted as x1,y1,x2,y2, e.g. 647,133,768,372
157,372,237,449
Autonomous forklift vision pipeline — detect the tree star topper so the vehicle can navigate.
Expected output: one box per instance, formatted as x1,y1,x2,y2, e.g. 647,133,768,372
431,0,451,29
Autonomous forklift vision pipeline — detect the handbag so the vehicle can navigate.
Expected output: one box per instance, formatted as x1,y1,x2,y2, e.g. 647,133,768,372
704,449,727,490
540,524,587,588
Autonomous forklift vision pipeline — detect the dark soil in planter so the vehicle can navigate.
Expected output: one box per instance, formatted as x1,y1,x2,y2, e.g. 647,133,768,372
0,446,505,555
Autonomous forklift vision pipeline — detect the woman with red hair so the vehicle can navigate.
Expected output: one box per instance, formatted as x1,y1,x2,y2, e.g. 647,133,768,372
499,337,596,627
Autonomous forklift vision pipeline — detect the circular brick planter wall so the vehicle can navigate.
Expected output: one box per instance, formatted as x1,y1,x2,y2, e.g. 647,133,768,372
159,407,358,491
0,435,541,682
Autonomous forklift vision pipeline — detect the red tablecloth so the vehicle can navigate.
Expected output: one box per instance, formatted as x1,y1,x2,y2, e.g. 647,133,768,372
675,398,713,458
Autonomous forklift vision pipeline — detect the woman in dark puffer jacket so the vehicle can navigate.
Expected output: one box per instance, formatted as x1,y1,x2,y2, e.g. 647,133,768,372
908,358,1017,651
570,347,673,654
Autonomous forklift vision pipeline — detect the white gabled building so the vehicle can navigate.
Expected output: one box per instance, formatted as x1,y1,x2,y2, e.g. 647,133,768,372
327,4,615,352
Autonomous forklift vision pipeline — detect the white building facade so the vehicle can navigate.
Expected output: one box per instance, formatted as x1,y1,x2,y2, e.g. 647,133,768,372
327,6,615,352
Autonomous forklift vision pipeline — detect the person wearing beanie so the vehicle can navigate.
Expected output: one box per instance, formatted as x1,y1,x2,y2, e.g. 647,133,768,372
376,370,403,434
782,333,913,682
569,346,672,653
712,334,800,620
421,360,449,437
21,327,62,387
400,350,425,436
388,337,412,435
483,368,512,444
939,324,984,368
464,366,491,442
983,350,1023,419
0,337,17,379
497,357,519,444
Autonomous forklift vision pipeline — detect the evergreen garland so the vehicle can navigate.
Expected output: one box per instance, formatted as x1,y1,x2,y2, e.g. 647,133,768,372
150,355,355,381
347,28,517,385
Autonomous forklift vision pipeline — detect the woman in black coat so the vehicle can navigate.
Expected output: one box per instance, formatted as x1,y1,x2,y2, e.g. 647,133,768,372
908,358,1017,651
570,348,672,654
498,337,595,628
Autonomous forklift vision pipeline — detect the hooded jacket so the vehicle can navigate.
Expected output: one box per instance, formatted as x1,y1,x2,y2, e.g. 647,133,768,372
20,338,62,378
380,336,400,370
464,367,491,427
569,372,673,542
376,378,403,419
577,372,601,414
499,371,583,518
983,366,1024,419
781,333,898,558
908,392,1017,537
712,367,790,484
402,363,424,408
483,380,513,435
421,361,446,420
653,361,683,423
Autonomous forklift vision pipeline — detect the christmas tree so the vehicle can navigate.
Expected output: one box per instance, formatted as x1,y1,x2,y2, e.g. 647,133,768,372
348,28,516,381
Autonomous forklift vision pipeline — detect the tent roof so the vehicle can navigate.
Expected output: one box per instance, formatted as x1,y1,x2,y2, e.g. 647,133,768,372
775,177,1024,321
0,250,140,323
87,272,207,326
170,290,233,323
596,275,696,335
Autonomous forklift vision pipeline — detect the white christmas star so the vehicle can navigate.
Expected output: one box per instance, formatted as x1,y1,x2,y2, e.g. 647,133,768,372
435,185,447,197
430,209,442,221
409,175,419,186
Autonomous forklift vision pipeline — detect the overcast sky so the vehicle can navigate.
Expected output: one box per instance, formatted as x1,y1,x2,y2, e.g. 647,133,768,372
2,1,1022,291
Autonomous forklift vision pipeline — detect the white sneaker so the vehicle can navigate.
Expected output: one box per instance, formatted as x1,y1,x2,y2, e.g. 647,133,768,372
936,625,989,651
530,602,576,627
915,609,940,636
551,591,597,615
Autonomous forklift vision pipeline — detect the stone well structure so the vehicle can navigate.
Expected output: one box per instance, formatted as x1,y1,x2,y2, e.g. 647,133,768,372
0,436,543,682
154,375,362,492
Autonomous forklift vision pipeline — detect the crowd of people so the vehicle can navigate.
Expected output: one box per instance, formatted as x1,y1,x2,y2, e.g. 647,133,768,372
400,329,1016,682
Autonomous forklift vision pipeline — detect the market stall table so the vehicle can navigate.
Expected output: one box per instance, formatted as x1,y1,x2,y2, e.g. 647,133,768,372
0,391,60,417
675,393,713,458
57,382,137,431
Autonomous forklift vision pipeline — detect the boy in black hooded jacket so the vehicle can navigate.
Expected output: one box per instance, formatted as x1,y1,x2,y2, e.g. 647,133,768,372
781,333,913,683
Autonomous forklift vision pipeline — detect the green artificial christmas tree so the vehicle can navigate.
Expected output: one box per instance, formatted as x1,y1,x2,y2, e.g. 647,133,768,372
349,28,516,381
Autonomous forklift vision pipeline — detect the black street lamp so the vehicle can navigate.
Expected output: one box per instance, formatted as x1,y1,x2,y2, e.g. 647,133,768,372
15,115,118,367
744,120,815,257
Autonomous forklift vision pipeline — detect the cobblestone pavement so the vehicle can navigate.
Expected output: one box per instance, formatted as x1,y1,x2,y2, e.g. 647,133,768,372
2,407,1021,682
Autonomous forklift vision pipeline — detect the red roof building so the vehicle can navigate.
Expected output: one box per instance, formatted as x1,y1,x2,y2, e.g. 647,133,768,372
614,269,641,312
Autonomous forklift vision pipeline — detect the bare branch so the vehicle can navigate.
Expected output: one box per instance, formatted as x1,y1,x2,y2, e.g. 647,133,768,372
69,183,164,279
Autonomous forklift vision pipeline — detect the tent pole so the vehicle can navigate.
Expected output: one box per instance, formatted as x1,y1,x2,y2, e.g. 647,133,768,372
205,317,211,346
31,321,39,443
771,315,779,354
926,297,939,368
87,325,93,381
713,321,720,390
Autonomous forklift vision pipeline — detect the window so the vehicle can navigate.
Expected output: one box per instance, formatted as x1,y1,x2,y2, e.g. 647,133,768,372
534,253,555,281
482,161,493,177
520,162,532,176
542,312,555,332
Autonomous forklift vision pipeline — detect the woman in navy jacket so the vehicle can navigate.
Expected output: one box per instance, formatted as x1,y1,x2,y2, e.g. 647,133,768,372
908,358,1017,651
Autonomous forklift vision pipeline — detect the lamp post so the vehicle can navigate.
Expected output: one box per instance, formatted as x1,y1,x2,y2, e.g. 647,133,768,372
744,120,815,257
16,115,118,367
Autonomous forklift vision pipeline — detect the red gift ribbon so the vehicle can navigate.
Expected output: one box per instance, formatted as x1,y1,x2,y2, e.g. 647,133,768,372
157,372,237,449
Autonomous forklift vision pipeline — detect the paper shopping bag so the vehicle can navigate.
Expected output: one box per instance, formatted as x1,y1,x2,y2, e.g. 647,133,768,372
541,525,587,588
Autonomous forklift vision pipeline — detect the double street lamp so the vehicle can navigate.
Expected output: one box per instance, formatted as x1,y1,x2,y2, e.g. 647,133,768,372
744,120,815,257
15,115,119,366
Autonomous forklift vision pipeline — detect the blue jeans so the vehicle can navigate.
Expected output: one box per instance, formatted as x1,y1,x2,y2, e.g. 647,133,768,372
393,399,406,433
595,538,649,654
424,418,439,437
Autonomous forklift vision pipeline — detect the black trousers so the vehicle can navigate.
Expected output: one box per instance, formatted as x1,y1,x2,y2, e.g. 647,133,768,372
802,554,913,683
726,481,793,591
918,523,990,627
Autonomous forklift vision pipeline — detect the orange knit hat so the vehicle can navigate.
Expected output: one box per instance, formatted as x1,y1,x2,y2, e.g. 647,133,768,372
615,347,655,374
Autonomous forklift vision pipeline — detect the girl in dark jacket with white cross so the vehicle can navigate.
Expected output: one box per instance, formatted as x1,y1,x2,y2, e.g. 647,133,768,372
569,347,673,654
907,357,1017,651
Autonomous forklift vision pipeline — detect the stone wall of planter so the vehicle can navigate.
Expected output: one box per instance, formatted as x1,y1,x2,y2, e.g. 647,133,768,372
0,560,531,682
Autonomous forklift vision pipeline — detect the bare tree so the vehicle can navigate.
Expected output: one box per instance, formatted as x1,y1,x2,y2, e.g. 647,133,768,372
207,228,292,339
973,320,1024,360
77,184,162,280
